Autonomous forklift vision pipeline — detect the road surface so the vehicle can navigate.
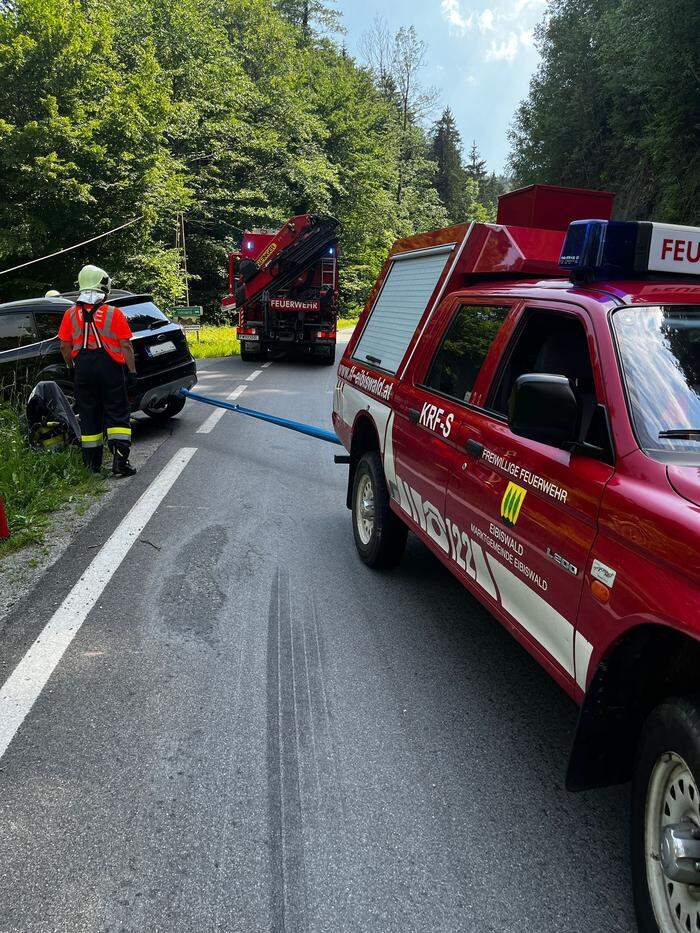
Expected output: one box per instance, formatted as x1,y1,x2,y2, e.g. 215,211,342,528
0,335,636,932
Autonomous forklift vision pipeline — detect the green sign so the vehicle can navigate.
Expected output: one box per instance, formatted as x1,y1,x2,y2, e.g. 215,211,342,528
171,305,202,317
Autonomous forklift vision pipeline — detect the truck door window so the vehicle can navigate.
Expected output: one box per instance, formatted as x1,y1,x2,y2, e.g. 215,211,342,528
0,312,37,352
424,304,509,402
489,309,613,458
490,310,596,415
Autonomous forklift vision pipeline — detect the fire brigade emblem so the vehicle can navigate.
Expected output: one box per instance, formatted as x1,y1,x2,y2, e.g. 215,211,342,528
500,481,526,526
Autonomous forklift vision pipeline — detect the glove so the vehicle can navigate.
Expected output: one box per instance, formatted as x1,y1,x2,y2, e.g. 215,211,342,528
126,371,138,391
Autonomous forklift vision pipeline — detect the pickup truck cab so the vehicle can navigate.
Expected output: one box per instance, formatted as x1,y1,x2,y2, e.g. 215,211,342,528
332,184,700,932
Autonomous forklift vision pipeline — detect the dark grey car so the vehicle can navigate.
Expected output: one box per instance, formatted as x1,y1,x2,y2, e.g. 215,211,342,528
0,291,197,418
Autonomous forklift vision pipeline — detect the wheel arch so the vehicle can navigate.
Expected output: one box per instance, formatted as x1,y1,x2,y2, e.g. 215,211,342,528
346,412,381,509
567,621,700,791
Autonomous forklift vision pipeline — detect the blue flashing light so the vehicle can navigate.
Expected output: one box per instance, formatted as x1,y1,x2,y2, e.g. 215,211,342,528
246,240,254,249
328,246,335,255
559,220,650,279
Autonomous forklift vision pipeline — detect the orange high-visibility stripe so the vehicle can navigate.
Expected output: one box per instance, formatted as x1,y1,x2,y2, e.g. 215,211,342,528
67,305,126,364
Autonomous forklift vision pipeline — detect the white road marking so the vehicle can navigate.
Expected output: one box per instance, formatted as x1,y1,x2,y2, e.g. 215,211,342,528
0,447,198,763
261,361,272,368
246,369,263,382
195,385,246,434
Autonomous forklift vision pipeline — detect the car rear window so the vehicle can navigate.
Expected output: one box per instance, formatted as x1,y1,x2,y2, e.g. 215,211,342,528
119,301,170,332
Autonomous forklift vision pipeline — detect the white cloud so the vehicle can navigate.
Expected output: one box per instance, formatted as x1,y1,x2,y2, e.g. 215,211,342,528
440,0,543,62
441,0,474,32
485,33,520,62
479,8,495,30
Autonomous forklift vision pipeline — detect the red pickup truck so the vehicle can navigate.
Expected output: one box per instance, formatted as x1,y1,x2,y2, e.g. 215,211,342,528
332,184,700,933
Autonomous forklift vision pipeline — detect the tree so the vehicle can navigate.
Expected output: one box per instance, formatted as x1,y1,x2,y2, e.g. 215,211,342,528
509,0,699,223
0,0,188,303
274,0,343,38
466,141,487,195
429,108,463,219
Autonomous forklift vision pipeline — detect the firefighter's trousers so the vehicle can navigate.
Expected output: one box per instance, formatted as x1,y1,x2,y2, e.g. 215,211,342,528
74,349,131,472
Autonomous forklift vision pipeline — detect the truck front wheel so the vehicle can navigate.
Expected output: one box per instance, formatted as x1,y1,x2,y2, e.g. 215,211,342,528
351,451,407,569
632,697,700,933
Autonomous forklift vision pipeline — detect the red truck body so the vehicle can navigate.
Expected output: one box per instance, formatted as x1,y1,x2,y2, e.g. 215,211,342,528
332,185,700,925
222,214,339,363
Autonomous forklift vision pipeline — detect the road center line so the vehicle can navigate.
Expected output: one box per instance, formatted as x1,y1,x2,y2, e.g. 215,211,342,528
246,369,263,381
0,446,198,763
195,385,246,434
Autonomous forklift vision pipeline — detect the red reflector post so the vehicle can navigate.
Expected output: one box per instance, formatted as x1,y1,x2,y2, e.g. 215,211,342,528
0,497,9,539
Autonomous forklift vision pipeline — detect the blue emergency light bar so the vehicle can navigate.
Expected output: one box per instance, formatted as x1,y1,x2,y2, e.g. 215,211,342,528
559,220,700,279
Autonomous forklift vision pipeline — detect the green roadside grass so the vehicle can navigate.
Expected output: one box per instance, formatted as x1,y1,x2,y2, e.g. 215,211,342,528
186,321,358,360
0,406,104,557
186,325,240,360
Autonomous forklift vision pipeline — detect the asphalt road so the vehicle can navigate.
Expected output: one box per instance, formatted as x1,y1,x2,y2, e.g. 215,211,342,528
0,335,636,932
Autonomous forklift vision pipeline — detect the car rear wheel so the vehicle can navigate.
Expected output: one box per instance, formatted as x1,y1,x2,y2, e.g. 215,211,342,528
632,697,700,933
144,394,186,421
351,451,407,569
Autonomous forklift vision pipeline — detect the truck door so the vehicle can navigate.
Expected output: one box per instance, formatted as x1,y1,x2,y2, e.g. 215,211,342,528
444,304,614,690
389,300,513,569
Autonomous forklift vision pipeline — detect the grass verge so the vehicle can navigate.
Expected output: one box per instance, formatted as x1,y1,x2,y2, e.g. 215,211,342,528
0,406,103,557
186,321,359,359
186,325,241,360
337,317,359,330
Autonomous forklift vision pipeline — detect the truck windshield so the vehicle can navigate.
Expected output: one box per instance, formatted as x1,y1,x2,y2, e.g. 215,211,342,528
613,305,700,454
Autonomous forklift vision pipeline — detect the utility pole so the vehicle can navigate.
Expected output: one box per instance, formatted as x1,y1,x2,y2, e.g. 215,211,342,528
175,212,190,305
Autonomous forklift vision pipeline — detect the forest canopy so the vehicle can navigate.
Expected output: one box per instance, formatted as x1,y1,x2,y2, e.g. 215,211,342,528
1,0,696,316
509,0,699,224
0,0,498,315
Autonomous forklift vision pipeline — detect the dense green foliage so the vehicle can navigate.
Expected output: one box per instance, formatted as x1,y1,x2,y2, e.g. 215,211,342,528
510,0,699,223
0,0,495,318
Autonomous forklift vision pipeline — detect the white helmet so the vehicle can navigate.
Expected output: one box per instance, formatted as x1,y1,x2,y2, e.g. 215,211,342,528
78,264,111,295
45,289,61,298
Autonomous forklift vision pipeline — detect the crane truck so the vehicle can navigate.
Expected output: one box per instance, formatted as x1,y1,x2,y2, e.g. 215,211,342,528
222,214,339,364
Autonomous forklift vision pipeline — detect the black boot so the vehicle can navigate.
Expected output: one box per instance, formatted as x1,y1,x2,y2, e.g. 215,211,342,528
111,441,136,477
82,445,104,473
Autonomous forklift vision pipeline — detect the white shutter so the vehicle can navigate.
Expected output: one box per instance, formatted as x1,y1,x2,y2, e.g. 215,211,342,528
353,245,454,374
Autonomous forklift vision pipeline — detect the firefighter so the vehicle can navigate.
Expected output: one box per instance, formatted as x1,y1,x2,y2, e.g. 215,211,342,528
57,265,137,476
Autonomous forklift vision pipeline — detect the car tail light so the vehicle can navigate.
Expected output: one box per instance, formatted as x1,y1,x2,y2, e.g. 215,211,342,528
316,330,336,339
237,326,257,336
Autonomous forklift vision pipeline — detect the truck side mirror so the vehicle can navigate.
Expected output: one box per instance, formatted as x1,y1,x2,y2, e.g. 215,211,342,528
508,373,579,448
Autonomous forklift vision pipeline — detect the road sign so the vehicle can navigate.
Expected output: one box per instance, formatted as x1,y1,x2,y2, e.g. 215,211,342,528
172,305,202,318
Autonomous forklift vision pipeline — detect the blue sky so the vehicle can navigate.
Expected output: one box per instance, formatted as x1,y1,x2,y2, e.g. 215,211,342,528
336,0,548,174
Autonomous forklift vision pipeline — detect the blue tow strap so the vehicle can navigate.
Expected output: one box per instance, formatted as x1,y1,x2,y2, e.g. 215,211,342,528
179,388,342,446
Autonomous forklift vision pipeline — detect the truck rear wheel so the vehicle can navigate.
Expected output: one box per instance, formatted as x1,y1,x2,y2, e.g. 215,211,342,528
240,344,262,362
632,697,700,933
351,451,407,569
318,345,336,366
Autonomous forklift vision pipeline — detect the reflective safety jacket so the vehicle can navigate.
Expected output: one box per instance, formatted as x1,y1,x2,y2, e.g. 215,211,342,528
58,303,132,365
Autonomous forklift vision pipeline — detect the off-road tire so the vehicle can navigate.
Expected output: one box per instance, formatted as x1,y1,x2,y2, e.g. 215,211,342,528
351,451,407,569
632,697,700,933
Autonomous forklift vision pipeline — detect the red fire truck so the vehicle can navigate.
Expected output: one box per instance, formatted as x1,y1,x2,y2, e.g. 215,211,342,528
222,214,339,363
333,184,700,932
